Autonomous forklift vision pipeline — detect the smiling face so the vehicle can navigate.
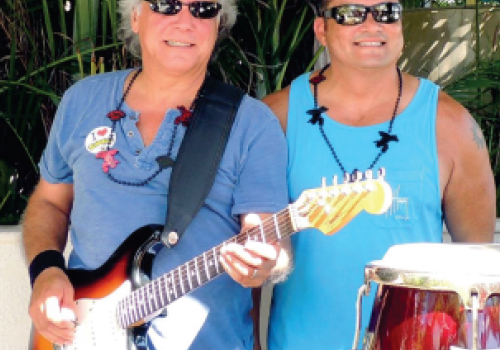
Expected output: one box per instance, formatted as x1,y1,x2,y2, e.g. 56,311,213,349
314,0,404,70
131,1,219,77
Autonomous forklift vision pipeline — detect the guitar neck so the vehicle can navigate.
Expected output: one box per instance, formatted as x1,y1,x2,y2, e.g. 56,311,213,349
117,207,295,328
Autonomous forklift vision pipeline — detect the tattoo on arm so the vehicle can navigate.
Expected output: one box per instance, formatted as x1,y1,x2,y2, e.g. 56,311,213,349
471,118,486,149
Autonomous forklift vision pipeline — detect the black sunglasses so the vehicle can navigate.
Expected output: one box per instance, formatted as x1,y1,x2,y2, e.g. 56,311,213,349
321,2,402,25
148,0,222,19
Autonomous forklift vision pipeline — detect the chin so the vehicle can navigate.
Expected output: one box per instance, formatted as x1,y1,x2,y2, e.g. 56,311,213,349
161,59,206,74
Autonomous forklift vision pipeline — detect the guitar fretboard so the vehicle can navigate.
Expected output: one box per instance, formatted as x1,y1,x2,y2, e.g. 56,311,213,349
117,207,295,328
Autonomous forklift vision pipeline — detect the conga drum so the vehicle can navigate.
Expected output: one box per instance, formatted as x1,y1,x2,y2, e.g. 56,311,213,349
352,243,500,350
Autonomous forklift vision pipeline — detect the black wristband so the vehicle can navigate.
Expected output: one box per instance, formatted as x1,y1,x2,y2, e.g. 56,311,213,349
29,250,66,288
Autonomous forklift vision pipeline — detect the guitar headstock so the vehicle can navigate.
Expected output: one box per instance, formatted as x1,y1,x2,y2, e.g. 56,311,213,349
290,168,393,235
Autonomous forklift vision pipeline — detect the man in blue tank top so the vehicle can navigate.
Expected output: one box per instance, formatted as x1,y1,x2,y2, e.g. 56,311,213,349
262,0,496,349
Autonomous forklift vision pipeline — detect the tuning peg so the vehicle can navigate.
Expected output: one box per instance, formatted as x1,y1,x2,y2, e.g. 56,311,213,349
320,177,329,200
352,170,362,182
351,170,363,193
377,168,386,179
365,169,373,180
329,175,340,196
343,172,350,184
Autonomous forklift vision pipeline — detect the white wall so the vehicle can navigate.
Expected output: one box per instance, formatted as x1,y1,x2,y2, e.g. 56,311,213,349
2,223,499,350
401,8,500,86
0,226,32,350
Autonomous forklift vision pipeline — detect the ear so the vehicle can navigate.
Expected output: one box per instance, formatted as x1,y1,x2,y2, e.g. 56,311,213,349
313,17,327,47
131,5,141,33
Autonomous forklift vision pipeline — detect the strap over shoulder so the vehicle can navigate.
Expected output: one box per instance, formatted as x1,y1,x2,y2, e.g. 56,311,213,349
161,76,245,247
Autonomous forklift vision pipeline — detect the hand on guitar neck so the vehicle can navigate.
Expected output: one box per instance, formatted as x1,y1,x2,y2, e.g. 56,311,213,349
220,213,291,288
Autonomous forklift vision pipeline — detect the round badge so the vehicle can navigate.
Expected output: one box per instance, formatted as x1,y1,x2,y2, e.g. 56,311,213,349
85,127,116,154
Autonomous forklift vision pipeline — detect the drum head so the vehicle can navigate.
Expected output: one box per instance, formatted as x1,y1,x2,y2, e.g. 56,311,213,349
365,243,500,309
373,243,500,276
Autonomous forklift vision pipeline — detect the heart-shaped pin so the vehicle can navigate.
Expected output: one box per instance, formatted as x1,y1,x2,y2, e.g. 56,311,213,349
97,128,108,137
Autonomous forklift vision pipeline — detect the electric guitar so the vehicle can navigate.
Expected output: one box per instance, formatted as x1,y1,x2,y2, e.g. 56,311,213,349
32,169,392,350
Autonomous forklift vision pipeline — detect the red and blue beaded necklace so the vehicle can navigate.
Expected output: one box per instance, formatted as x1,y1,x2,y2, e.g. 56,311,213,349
97,68,201,186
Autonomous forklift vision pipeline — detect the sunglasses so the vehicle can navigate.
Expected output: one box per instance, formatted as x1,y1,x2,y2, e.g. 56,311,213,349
148,0,222,19
321,2,402,25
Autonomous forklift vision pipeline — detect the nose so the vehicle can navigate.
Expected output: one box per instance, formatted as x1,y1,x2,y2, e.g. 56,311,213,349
173,3,195,27
362,9,381,27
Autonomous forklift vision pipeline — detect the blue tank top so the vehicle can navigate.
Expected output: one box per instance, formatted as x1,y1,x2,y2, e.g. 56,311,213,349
268,73,443,350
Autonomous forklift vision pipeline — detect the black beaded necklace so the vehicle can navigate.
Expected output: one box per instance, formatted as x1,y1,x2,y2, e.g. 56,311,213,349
97,68,202,187
307,64,402,174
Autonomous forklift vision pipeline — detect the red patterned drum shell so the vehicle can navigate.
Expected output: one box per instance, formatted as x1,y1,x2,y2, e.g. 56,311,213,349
368,286,500,350
362,243,500,350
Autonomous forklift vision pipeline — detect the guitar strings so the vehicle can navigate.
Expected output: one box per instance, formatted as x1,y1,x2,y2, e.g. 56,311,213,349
172,189,368,282
125,191,362,321
123,188,370,323
124,209,292,312
123,209,293,320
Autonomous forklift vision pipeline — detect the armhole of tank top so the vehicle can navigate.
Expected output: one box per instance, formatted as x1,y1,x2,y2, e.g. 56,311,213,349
428,80,443,207
286,73,309,134
285,74,309,176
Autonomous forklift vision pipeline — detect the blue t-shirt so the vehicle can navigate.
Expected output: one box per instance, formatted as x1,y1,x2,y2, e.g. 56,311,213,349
39,69,289,350
268,73,443,350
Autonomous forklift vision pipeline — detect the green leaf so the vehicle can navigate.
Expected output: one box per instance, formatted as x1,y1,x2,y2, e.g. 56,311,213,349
42,0,55,58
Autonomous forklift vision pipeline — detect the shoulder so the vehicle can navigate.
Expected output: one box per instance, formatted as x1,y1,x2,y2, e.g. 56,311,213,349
63,70,131,99
231,95,284,139
435,89,490,188
436,90,478,161
238,94,281,124
262,86,291,133
54,70,132,129
227,95,287,175
436,90,474,141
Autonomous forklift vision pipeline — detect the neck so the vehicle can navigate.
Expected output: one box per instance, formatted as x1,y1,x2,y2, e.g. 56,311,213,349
323,64,400,102
132,65,208,109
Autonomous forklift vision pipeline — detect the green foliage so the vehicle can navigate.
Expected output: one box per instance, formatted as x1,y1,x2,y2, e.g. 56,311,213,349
216,0,320,99
443,60,500,215
0,0,128,224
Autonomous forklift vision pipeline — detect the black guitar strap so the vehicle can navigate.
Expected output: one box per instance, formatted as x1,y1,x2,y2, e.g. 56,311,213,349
161,76,245,247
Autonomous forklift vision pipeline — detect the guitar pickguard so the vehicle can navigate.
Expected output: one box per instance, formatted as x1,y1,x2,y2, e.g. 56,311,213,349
56,281,132,350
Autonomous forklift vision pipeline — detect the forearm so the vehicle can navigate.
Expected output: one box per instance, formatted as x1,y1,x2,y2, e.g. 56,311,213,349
22,191,70,264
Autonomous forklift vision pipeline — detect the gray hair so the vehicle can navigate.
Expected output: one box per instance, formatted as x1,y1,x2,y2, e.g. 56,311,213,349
118,0,238,59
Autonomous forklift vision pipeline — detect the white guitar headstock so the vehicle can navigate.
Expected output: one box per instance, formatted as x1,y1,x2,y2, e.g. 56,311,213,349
290,168,392,235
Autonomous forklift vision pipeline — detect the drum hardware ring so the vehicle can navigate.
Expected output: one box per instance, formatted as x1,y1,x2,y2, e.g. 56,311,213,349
472,292,479,350
352,283,369,350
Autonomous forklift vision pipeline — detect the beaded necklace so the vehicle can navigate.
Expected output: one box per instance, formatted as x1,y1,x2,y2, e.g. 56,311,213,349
96,68,202,187
307,64,402,174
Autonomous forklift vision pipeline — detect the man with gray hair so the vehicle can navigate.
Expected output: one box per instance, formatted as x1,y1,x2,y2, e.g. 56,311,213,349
23,1,291,349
